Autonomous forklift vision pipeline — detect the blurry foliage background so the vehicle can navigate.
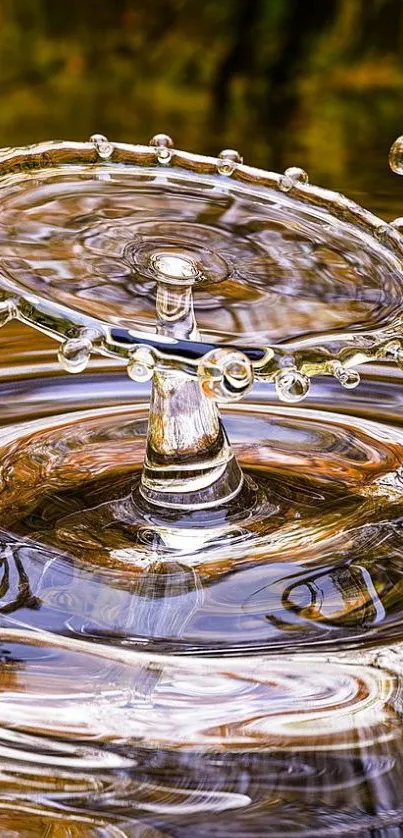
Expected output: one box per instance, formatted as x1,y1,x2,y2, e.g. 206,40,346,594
0,0,403,209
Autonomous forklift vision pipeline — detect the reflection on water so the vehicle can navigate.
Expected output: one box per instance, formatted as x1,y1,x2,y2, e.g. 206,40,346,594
2,168,403,346
2,400,403,654
0,125,403,831
1,324,403,833
0,1,402,831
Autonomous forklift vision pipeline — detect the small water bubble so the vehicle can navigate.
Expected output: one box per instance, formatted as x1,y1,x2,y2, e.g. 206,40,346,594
127,346,156,382
389,135,403,175
275,368,310,402
157,147,173,164
217,149,242,176
199,348,253,402
149,133,174,165
90,133,113,160
58,337,92,373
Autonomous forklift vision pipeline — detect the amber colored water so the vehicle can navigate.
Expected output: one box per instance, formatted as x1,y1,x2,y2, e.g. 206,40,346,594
0,5,403,822
1,311,403,835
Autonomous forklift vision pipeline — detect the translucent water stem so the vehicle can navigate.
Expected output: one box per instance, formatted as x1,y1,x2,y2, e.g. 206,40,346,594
135,252,246,510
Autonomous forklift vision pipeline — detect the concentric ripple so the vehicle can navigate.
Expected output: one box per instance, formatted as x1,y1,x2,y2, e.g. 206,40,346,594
1,394,403,654
0,632,397,752
0,150,403,833
1,326,403,832
0,170,403,345
0,630,402,835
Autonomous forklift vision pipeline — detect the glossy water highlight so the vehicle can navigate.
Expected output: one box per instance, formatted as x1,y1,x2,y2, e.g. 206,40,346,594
0,336,403,834
0,134,403,835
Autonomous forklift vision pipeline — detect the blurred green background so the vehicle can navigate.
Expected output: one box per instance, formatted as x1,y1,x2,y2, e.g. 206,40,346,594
1,0,403,209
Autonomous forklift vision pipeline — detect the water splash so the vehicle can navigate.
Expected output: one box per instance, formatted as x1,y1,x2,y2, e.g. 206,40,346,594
0,135,403,835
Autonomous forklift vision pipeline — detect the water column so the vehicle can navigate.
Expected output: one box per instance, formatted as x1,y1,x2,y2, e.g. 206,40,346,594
135,252,246,510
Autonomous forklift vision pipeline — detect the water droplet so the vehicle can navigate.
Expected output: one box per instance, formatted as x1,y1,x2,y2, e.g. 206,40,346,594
284,166,309,185
275,368,310,402
149,133,174,149
149,133,174,165
199,348,253,402
389,135,403,174
90,133,113,160
217,149,242,176
127,346,156,382
58,337,92,373
279,166,309,193
332,362,360,389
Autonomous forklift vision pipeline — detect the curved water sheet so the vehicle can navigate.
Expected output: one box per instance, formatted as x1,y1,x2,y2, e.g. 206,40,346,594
0,140,403,370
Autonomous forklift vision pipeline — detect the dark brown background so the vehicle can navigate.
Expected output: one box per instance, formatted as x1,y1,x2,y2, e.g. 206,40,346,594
1,0,403,207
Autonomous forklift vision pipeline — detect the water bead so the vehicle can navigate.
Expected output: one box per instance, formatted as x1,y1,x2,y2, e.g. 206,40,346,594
127,346,156,382
275,368,310,402
58,337,92,373
90,133,113,160
332,363,361,389
149,133,174,165
279,166,308,192
198,348,253,402
284,166,309,185
149,133,174,149
278,175,292,192
217,149,243,176
389,135,403,175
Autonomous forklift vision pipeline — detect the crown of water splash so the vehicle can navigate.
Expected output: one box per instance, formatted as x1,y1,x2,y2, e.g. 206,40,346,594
0,132,403,406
